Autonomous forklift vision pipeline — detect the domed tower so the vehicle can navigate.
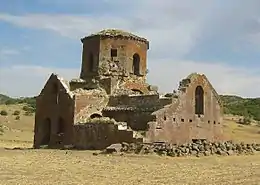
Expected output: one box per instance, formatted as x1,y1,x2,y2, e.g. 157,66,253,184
79,29,151,94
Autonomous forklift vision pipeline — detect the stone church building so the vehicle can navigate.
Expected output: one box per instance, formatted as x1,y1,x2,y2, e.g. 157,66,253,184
33,29,224,149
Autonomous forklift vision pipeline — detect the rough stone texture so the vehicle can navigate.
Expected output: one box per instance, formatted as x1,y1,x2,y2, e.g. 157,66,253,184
145,73,225,144
34,29,226,149
73,121,141,150
101,140,260,157
34,74,75,148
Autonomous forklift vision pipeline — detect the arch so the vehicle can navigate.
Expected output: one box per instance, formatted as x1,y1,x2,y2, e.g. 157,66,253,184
131,89,143,94
57,117,65,134
89,52,94,72
40,118,51,145
195,85,204,115
90,113,102,119
132,53,140,75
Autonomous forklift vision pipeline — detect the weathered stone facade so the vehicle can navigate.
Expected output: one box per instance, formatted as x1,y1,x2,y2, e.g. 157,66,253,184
33,29,224,149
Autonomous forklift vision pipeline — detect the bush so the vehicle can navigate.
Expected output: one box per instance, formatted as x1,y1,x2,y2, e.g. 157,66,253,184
0,125,3,135
237,116,251,125
15,116,20,120
0,110,8,116
13,110,20,115
24,111,33,116
22,105,35,113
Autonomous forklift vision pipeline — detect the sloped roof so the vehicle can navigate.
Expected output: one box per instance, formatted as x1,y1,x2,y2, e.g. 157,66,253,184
81,29,149,45
39,73,74,99
55,74,74,99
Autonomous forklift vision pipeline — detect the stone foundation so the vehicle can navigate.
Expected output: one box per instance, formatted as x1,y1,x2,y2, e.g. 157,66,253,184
101,140,260,157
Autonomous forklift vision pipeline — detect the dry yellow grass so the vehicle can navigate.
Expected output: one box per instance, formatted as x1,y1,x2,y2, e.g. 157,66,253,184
0,105,260,185
0,149,260,185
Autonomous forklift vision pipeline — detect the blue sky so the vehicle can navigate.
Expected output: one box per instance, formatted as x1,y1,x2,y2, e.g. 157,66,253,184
0,0,260,97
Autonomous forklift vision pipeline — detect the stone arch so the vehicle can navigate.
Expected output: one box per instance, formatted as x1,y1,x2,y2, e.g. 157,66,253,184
133,53,140,75
131,89,143,94
40,118,51,145
90,113,102,119
57,117,65,134
195,85,204,115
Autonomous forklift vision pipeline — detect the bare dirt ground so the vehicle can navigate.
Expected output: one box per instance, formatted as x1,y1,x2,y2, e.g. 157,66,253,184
0,104,260,185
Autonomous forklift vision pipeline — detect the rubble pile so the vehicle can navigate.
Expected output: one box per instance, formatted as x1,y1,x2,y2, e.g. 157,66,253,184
101,140,260,157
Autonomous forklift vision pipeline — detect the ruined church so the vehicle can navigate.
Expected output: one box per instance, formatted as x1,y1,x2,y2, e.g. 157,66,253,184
33,29,224,149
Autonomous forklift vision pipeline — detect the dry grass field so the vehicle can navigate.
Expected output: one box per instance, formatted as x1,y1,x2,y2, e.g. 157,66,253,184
0,104,260,185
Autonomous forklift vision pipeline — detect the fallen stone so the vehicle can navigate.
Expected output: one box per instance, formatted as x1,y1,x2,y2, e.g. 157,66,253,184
105,143,122,154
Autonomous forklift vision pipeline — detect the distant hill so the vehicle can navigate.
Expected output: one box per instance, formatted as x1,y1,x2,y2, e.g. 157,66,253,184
220,95,260,121
0,94,259,121
0,94,36,111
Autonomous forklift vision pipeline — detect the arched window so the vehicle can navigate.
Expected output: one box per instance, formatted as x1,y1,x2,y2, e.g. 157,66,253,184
40,118,51,145
133,53,140,75
57,117,65,134
195,86,204,115
89,53,94,72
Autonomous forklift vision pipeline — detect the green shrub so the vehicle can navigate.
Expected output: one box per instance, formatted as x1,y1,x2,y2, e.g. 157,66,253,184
0,125,3,135
24,111,33,116
237,116,251,125
22,105,33,112
0,110,8,116
15,115,20,120
13,110,20,115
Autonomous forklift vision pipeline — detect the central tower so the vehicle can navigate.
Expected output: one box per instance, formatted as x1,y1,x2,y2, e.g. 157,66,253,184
79,29,150,94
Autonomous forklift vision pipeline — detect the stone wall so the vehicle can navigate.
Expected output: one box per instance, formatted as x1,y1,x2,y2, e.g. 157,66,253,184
102,110,156,130
145,74,224,144
73,123,139,150
102,94,170,131
107,94,162,108
102,140,260,157
34,75,75,148
80,36,100,79
73,89,109,123
99,38,148,79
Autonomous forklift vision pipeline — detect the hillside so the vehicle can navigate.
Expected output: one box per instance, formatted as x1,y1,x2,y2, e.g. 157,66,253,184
1,94,260,120
220,95,260,121
0,94,36,111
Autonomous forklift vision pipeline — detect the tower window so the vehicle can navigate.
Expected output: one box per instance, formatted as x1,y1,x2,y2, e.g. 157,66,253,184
111,49,117,57
89,53,95,72
133,53,140,75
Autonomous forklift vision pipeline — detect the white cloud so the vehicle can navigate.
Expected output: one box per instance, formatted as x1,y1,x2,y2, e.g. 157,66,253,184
0,65,79,97
147,59,260,98
0,1,260,97
0,61,259,98
0,48,20,59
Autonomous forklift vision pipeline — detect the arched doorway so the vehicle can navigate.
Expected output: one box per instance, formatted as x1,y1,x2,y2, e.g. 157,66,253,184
90,113,102,119
133,53,140,75
40,118,51,145
57,117,65,134
195,86,204,115
131,89,143,95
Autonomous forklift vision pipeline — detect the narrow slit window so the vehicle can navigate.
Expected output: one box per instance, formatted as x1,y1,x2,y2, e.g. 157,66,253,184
111,49,117,57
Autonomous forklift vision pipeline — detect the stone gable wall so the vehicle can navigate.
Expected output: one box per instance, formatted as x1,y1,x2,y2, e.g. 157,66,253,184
145,75,224,144
34,75,75,148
